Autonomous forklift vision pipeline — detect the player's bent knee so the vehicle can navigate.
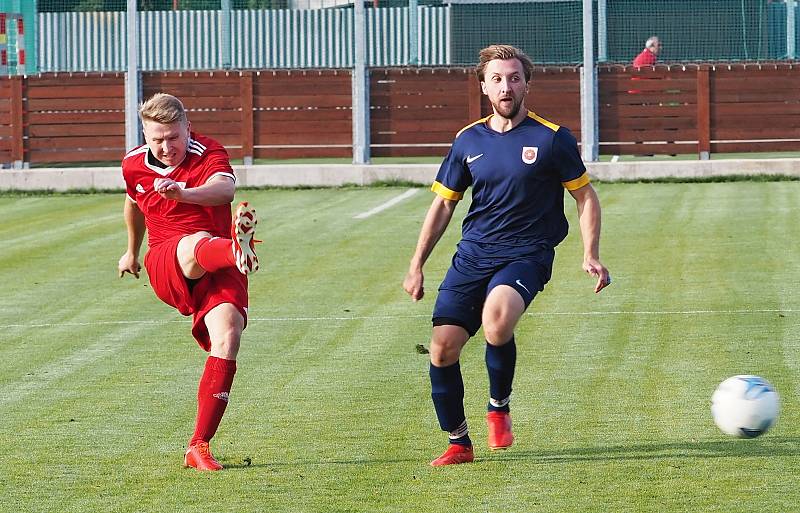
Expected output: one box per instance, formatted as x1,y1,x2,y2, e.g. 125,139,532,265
483,326,514,346
177,231,213,279
428,324,469,366
482,313,518,344
205,303,244,359
210,336,240,359
208,324,242,359
429,333,468,367
482,287,525,344
430,348,458,367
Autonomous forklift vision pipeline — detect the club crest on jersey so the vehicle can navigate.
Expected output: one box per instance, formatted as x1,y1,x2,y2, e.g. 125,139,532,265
522,146,538,164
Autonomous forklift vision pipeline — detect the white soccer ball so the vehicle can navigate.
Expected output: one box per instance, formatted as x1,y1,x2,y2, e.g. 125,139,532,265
711,375,779,438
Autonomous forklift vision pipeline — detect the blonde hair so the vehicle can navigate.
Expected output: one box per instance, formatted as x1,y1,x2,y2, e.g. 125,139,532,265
476,44,534,83
139,93,188,125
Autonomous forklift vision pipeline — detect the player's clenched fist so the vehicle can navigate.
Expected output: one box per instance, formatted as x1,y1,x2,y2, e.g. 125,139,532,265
403,269,425,301
153,178,184,200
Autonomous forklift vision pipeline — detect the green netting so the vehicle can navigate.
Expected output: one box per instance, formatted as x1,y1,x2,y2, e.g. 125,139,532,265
28,0,800,72
446,0,799,65
449,2,583,65
604,0,798,62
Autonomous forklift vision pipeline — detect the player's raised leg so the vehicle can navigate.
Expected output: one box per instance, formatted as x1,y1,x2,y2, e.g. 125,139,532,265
482,284,526,450
184,303,243,471
429,324,474,466
176,202,259,280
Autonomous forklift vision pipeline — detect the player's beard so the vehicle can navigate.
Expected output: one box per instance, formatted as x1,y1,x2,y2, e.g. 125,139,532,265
492,95,523,120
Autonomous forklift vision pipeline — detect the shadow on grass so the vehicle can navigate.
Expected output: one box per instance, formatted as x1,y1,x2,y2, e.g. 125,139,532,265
218,437,800,470
220,458,419,470
489,437,800,465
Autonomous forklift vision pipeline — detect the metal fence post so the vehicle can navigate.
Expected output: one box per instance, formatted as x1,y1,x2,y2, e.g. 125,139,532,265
125,0,141,152
409,0,419,65
352,0,370,164
788,0,796,60
221,0,232,70
697,68,711,160
581,0,598,162
597,0,607,63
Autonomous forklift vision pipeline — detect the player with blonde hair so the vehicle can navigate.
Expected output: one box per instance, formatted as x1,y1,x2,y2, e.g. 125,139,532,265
118,93,259,471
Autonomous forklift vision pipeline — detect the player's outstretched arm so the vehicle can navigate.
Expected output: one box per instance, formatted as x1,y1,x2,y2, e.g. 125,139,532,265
119,198,145,279
154,174,235,206
569,183,611,293
404,195,459,301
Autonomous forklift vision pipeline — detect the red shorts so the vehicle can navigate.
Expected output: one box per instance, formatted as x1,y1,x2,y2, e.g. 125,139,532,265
144,235,248,351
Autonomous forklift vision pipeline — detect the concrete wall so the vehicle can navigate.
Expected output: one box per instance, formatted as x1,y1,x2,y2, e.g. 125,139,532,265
1,160,799,192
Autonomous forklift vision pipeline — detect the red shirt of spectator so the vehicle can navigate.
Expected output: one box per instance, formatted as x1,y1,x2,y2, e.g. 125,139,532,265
633,48,657,67
633,37,660,67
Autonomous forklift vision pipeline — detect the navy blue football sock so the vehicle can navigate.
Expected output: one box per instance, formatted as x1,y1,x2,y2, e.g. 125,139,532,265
447,420,472,447
485,337,516,412
430,361,469,444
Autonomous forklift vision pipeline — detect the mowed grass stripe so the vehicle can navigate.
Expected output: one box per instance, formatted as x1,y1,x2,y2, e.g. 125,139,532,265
0,196,120,252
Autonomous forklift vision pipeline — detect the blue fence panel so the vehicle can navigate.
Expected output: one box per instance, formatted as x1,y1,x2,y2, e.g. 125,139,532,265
139,10,221,71
37,7,451,72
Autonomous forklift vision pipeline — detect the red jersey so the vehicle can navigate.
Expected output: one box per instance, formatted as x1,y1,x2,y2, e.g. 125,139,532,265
632,48,657,67
122,133,235,248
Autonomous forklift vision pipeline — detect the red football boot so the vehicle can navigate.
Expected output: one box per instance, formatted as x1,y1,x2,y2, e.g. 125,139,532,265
487,411,514,450
231,201,259,275
184,441,224,471
430,444,474,466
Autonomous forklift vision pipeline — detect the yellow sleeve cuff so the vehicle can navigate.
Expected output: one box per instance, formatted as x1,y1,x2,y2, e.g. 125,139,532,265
431,181,464,201
562,172,590,191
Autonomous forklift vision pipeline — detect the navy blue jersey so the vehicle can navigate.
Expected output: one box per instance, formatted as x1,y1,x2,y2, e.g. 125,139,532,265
432,111,588,252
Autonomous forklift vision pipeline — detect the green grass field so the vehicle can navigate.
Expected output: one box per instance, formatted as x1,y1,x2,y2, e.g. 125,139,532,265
2,182,799,512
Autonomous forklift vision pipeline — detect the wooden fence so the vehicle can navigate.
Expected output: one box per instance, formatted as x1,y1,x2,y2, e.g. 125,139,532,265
0,64,797,166
601,63,800,155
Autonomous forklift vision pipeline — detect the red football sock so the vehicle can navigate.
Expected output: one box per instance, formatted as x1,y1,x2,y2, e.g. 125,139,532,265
190,356,237,446
194,237,235,272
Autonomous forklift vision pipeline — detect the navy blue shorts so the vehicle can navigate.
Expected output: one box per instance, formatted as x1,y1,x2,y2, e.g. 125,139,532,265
432,245,554,337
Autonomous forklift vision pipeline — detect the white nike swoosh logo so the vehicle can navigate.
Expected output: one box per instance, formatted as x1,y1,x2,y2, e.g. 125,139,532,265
515,279,531,295
466,153,484,164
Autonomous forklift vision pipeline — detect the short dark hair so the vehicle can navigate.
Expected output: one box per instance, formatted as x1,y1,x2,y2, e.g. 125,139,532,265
476,45,534,83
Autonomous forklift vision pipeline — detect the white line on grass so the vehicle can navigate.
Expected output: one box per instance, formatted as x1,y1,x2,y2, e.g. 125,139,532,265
2,308,797,330
353,188,419,219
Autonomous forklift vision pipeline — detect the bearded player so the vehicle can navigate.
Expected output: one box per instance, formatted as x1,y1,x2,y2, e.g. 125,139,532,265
403,45,611,466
